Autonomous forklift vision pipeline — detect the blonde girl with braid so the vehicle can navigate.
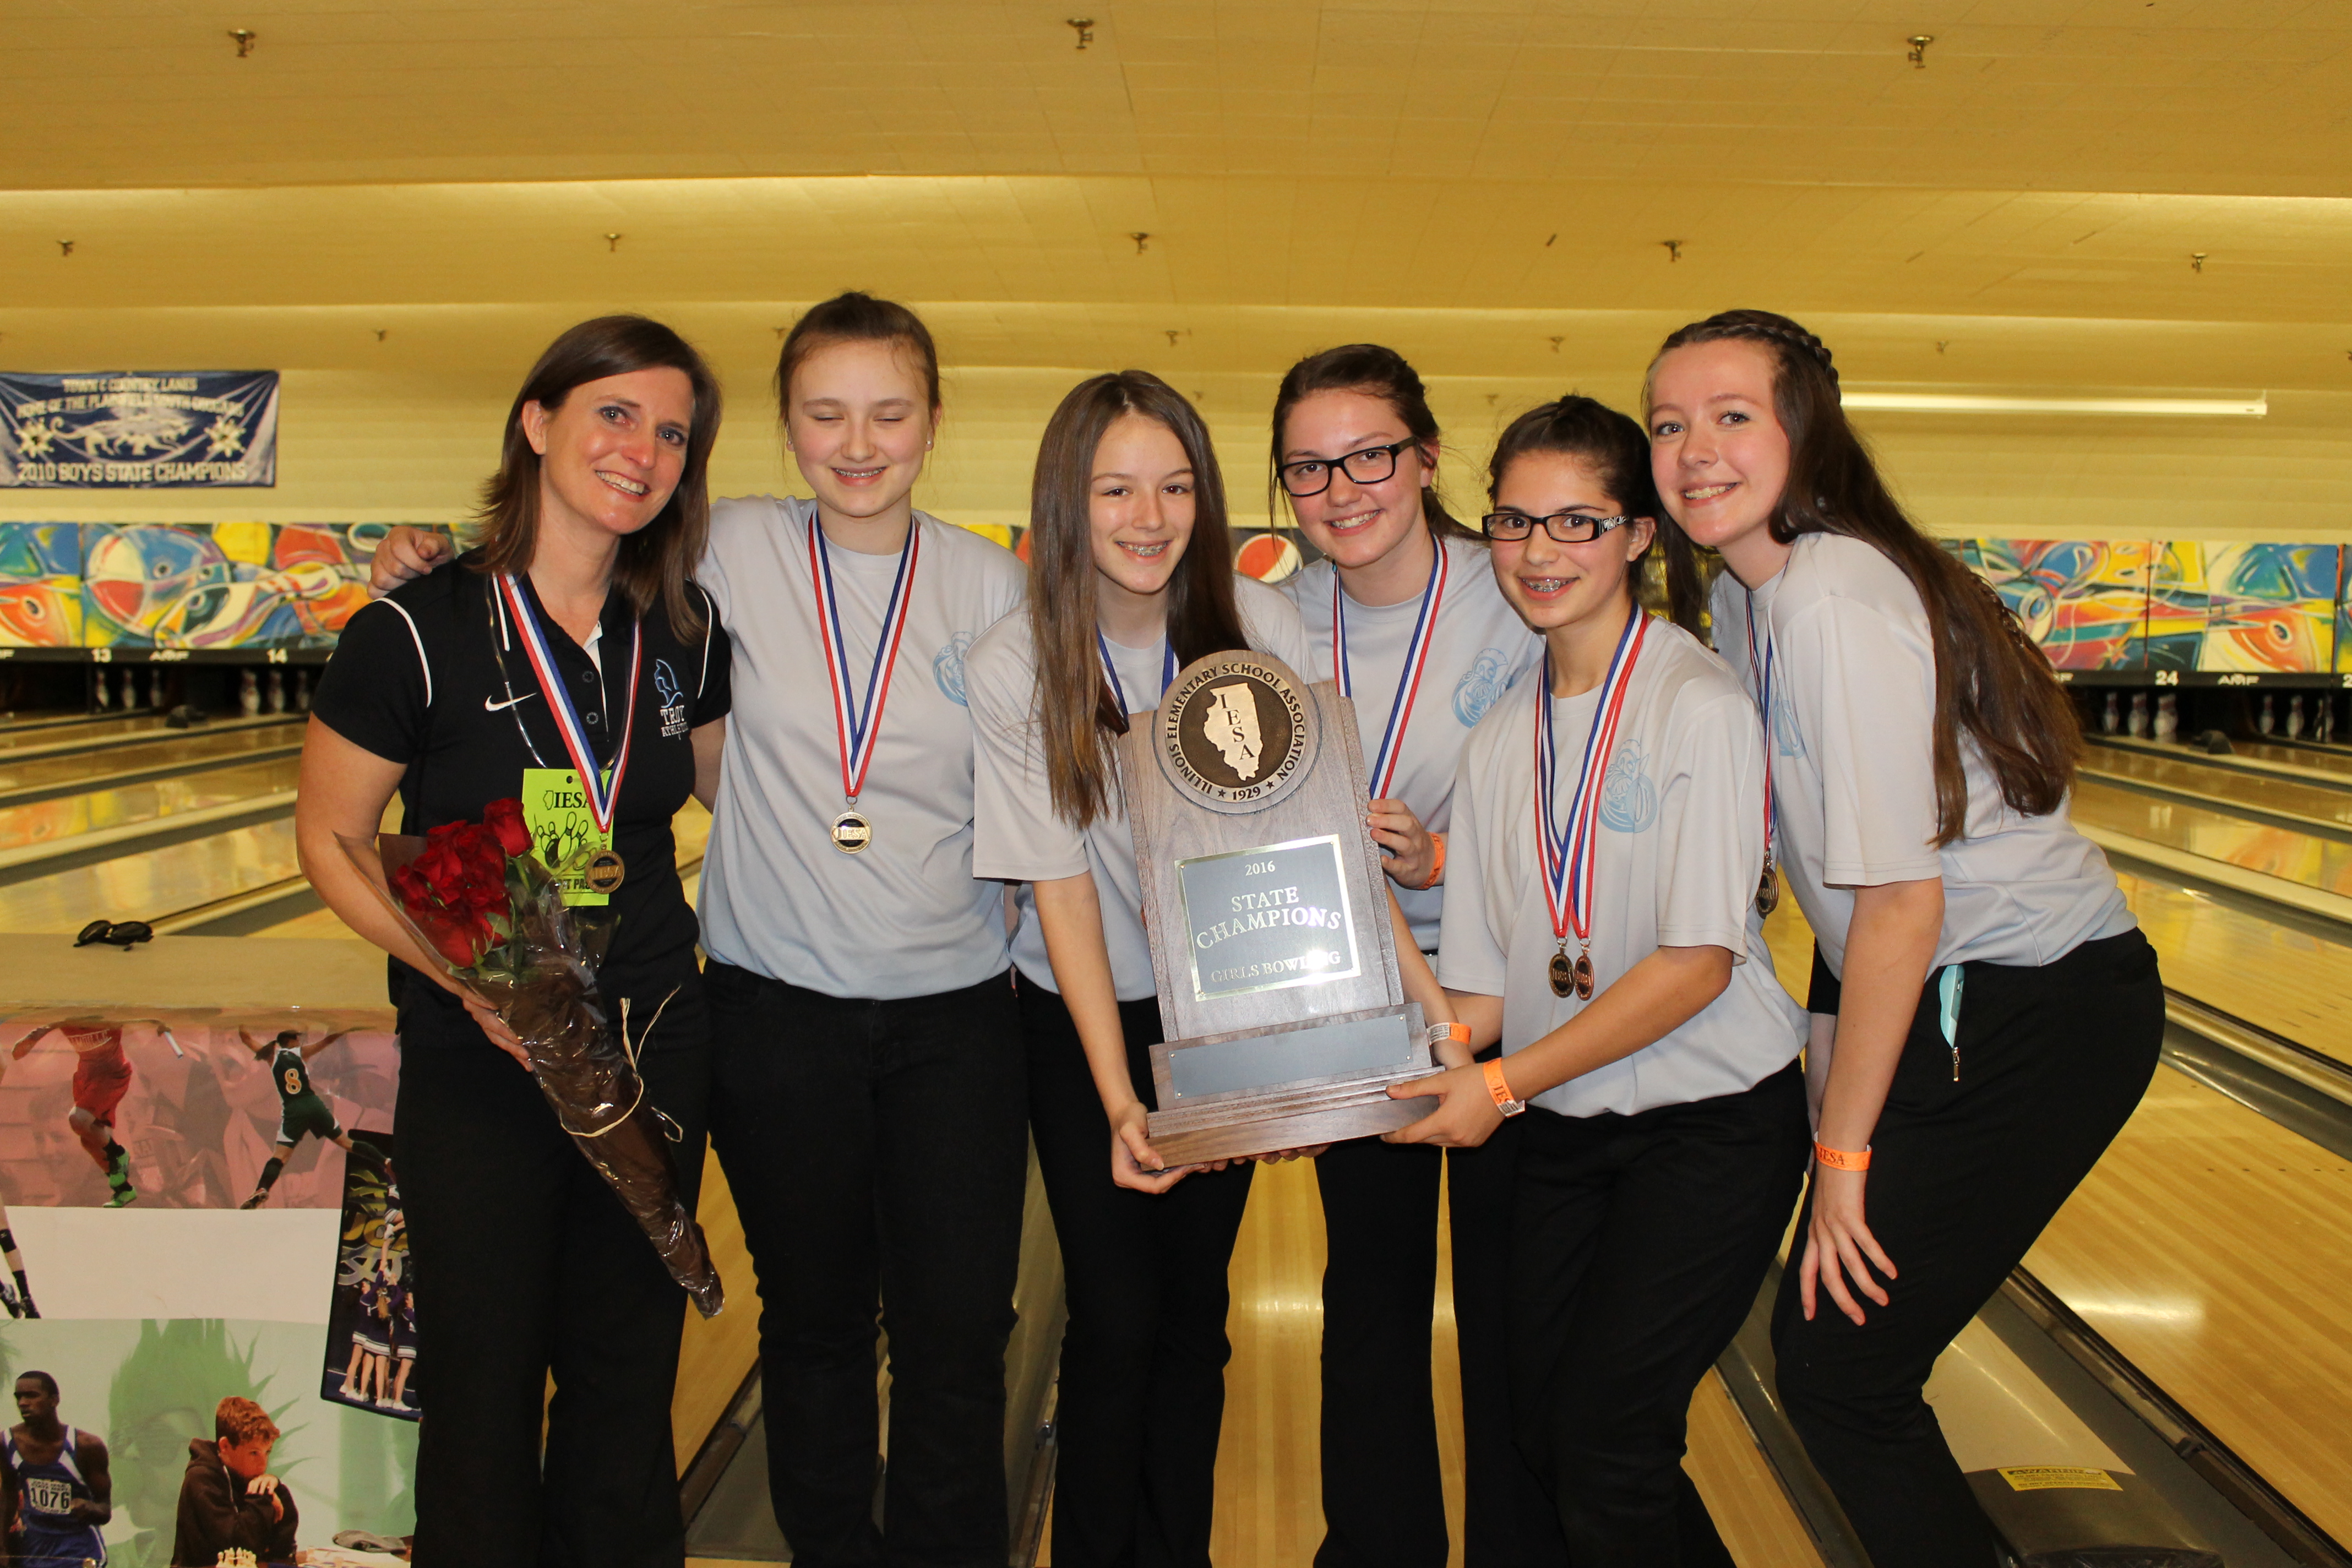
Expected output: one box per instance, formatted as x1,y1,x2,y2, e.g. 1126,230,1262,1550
1648,309,2162,1566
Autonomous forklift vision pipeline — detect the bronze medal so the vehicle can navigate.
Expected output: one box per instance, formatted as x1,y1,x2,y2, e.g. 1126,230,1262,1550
1756,854,1779,917
1548,948,1576,999
1572,951,1596,1001
583,849,627,895
830,809,873,855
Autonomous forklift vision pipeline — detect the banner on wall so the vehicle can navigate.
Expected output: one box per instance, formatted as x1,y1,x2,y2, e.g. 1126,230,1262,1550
0,371,279,488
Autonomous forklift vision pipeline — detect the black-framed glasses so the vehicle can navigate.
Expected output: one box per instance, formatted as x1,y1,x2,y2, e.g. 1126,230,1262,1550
1479,512,1647,545
1277,439,1417,498
74,918,154,949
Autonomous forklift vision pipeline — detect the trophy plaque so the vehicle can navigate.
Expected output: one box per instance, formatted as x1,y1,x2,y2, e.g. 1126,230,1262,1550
1124,650,1436,1164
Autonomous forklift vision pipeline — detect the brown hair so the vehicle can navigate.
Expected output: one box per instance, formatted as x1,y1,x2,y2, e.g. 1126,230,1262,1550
774,291,943,422
470,315,720,637
1647,309,2079,840
1269,344,1479,542
1029,371,1250,829
214,1396,279,1447
1485,394,1704,636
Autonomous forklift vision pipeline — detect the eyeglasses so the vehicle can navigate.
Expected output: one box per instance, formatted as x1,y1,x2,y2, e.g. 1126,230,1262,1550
1479,512,1647,545
74,918,154,949
1277,440,1418,498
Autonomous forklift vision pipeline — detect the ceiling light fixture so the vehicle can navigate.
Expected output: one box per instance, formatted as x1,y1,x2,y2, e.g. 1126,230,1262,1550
1842,391,2266,417
1907,35,1934,67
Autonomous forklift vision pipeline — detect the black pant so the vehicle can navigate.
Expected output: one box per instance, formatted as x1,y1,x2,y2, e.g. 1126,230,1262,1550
1019,976,1255,1568
1510,1064,1810,1566
1445,1098,1561,1568
707,963,1030,1568
1771,929,2163,1568
1314,1055,1551,1568
396,977,710,1568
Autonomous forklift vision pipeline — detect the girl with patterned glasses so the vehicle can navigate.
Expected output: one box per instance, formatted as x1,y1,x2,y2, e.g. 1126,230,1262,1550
1267,345,1545,1568
1386,393,1810,1561
1651,309,2160,1567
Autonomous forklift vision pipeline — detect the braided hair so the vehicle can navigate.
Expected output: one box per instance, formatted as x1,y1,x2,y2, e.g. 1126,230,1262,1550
1647,309,2080,843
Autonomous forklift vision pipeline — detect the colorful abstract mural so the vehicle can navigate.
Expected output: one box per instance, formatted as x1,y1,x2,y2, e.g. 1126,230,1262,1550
0,521,83,647
1958,538,2155,670
2147,541,2338,673
79,521,390,650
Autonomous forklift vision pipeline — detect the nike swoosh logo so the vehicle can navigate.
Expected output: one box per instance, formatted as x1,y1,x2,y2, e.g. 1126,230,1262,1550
484,693,540,713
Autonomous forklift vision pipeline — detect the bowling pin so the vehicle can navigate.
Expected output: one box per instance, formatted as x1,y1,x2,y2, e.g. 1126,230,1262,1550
239,667,262,716
265,668,285,714
2155,693,2179,743
2128,692,2149,737
2101,692,2119,734
293,669,312,712
2260,694,2275,734
2288,694,2306,739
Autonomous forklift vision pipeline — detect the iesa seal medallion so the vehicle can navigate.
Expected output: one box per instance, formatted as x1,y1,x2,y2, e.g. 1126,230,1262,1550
1156,652,1319,814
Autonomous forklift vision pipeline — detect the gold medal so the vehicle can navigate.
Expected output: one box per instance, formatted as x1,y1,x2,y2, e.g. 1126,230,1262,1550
1756,853,1779,917
583,850,627,895
830,809,873,854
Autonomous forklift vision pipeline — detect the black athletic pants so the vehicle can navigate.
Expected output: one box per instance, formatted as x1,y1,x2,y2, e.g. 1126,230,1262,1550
396,977,710,1568
1019,976,1255,1568
707,963,1030,1568
1313,1049,1555,1568
1771,928,2162,1567
1510,1063,1811,1566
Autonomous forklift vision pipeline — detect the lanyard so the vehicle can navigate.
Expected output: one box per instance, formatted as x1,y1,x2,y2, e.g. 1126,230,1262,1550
1334,541,1447,799
808,516,921,805
1535,607,1647,988
497,575,641,835
1744,591,1781,914
1097,629,1179,715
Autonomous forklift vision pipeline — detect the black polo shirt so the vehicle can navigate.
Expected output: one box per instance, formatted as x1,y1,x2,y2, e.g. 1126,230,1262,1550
312,557,731,1003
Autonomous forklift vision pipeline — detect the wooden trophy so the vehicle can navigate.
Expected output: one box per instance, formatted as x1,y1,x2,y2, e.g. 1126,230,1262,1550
1124,649,1439,1163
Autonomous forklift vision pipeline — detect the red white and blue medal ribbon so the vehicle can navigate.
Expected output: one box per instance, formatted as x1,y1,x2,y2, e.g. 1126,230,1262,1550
1097,629,1179,715
497,574,641,838
1534,606,1648,999
1744,592,1780,916
809,518,920,854
1334,541,1447,800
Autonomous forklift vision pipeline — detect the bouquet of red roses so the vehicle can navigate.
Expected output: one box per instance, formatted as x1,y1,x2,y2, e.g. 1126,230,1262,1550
341,802,722,1318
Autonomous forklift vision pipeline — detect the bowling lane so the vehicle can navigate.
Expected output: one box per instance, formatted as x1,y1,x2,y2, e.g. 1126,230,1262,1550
0,710,298,763
0,754,301,860
2070,777,2352,900
1760,900,2352,1545
2079,744,2352,834
0,721,302,803
0,814,303,932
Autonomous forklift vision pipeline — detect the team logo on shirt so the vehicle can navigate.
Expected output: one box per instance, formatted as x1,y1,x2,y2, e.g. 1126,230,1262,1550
1453,649,1510,727
654,659,689,738
1599,740,1658,833
933,631,974,707
1157,652,1318,813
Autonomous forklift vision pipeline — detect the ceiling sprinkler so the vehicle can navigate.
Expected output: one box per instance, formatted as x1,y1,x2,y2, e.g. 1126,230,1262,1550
1908,35,1934,67
1069,18,1095,49
230,28,257,57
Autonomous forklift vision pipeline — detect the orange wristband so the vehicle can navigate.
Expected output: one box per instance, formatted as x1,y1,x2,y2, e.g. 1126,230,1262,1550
1420,832,1447,890
1813,1140,1870,1171
1483,1058,1525,1115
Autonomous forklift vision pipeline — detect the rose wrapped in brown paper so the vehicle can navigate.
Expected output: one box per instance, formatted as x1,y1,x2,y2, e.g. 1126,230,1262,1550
339,803,722,1317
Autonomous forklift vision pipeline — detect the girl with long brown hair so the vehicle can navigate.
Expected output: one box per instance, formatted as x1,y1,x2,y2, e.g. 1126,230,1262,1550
1647,309,2162,1565
301,314,732,1564
369,292,1035,1567
1267,344,1553,1567
970,370,1449,1566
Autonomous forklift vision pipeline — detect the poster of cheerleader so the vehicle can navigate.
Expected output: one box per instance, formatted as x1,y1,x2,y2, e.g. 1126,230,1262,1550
320,1131,418,1423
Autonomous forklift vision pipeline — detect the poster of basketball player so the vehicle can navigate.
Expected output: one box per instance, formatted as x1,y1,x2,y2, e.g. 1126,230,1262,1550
320,1132,418,1422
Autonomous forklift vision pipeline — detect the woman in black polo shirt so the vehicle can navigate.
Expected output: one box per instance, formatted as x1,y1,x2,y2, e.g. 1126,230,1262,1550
296,314,732,1568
